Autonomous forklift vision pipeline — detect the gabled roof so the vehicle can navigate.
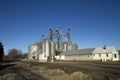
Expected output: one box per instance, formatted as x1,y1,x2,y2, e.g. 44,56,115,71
61,48,95,55
93,46,118,54
60,46,118,56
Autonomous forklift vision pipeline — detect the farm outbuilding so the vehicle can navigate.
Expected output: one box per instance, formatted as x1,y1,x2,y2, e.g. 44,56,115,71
57,46,120,61
56,48,95,60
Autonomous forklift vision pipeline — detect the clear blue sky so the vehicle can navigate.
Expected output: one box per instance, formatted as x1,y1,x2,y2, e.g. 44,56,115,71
0,0,120,54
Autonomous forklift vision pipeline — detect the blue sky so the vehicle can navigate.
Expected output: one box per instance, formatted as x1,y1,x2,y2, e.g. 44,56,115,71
0,0,120,54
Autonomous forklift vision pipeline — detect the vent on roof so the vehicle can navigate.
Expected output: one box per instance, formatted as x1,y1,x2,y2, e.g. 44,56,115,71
103,45,106,50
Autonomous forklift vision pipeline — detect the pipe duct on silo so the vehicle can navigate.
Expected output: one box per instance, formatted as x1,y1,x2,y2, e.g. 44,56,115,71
50,41,55,56
45,41,50,57
63,43,67,51
42,42,45,54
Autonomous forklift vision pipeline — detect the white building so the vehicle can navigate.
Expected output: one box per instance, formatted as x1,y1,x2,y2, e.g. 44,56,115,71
55,48,94,60
57,46,120,61
93,46,119,61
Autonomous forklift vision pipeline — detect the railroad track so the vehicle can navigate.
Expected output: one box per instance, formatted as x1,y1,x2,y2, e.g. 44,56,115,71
13,67,28,80
0,63,48,80
12,65,47,80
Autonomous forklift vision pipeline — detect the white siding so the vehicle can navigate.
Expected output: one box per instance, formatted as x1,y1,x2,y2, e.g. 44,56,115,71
64,54,92,60
93,53,112,61
46,42,50,57
112,53,119,61
28,44,39,60
39,54,47,62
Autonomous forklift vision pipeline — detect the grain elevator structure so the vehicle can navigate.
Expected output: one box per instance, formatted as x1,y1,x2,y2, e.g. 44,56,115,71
28,26,78,62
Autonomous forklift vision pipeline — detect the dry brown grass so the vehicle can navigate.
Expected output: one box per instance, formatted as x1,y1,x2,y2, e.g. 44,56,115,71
0,75,5,80
69,72,91,80
117,78,120,80
39,68,91,80
42,69,65,76
0,73,15,80
14,61,92,80
29,63,92,80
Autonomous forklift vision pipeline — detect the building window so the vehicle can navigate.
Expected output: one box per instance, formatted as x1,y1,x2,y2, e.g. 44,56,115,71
106,53,108,57
114,54,117,58
44,55,46,58
99,54,101,57
32,56,36,59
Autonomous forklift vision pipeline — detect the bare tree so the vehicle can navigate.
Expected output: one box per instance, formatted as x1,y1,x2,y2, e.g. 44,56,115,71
22,52,28,59
7,49,22,60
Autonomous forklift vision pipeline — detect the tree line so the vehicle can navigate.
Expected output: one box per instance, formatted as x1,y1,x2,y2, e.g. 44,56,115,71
5,48,28,60
0,41,28,61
